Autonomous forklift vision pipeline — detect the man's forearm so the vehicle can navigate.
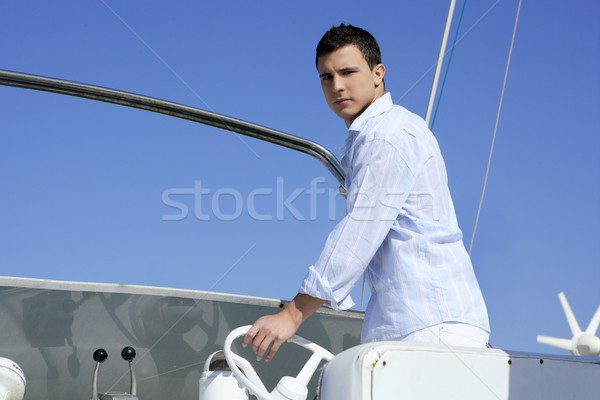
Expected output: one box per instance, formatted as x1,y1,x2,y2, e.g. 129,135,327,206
284,293,326,326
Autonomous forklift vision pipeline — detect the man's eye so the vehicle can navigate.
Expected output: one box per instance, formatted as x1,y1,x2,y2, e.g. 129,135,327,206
321,75,332,81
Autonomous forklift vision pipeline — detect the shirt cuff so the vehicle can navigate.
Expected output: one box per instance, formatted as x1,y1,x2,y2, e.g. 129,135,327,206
298,266,355,311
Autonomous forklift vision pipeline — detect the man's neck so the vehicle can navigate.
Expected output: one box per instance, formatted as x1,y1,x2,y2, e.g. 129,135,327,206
345,91,386,128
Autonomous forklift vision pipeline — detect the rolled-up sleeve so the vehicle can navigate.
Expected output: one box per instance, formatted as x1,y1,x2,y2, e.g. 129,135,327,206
299,138,417,310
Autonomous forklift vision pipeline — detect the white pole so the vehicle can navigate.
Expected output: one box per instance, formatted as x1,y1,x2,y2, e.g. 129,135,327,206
425,0,456,127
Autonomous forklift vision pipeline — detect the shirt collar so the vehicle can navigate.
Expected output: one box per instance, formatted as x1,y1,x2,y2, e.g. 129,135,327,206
348,92,393,132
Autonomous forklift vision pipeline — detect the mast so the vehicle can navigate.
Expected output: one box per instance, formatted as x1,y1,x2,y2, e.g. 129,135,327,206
425,0,456,127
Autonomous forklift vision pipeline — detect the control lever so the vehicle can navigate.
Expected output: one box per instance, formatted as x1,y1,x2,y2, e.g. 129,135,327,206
91,347,139,400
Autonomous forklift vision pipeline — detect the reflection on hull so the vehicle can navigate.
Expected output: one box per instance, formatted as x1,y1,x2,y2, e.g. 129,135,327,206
0,277,363,399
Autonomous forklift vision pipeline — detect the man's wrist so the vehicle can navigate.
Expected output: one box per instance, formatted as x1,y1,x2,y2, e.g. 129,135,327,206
285,293,326,326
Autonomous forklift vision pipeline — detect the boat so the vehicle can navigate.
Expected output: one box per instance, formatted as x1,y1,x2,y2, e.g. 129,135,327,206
1,1,598,399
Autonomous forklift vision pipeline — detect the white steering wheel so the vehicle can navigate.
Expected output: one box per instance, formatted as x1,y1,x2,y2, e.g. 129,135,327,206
223,325,335,400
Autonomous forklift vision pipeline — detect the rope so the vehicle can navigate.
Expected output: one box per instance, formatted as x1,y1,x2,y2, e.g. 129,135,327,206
469,0,522,255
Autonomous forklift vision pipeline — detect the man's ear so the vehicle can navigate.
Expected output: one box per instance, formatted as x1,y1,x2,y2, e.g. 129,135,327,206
373,63,386,86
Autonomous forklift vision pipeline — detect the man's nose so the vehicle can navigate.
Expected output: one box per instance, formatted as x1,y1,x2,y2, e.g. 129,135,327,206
331,75,344,92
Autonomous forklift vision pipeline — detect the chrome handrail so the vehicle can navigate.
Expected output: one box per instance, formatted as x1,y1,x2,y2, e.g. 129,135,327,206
0,69,345,186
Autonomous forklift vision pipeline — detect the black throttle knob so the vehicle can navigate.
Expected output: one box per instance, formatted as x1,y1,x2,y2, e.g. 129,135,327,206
121,346,136,362
93,348,108,363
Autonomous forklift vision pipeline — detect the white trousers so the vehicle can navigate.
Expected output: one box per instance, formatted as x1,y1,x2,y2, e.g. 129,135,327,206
397,323,489,348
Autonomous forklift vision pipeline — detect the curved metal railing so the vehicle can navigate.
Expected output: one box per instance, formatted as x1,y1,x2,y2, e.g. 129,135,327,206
0,69,345,186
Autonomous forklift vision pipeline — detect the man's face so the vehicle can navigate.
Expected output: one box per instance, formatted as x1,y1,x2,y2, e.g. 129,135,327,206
317,45,385,127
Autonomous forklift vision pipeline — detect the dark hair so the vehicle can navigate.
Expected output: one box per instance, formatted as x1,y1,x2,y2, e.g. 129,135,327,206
316,24,382,69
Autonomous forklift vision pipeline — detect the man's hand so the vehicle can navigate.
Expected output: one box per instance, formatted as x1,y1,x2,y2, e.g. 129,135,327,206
242,293,325,362
242,309,299,362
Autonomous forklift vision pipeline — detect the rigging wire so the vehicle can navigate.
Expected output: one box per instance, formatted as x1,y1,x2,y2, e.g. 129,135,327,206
469,0,522,255
431,0,468,130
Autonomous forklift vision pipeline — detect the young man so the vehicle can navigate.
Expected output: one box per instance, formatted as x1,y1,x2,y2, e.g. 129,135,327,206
243,24,490,362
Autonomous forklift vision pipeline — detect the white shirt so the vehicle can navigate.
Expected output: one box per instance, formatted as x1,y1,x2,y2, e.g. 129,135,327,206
299,93,490,343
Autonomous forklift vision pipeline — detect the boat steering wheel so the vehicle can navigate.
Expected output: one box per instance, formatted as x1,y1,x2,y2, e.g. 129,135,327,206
223,325,335,400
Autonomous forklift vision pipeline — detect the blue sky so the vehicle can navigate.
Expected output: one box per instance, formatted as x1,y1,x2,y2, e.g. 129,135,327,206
1,1,598,355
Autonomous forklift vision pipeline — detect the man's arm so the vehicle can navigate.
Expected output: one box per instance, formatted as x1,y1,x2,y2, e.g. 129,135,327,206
300,139,414,309
242,293,325,362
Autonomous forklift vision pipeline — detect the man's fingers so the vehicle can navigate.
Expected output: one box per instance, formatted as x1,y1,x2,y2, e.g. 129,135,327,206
255,333,272,361
243,333,270,361
242,328,257,348
265,340,282,362
242,311,297,362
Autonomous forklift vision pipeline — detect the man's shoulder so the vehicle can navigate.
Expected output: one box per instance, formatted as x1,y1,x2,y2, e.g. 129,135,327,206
352,104,439,172
364,104,433,146
385,104,429,133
